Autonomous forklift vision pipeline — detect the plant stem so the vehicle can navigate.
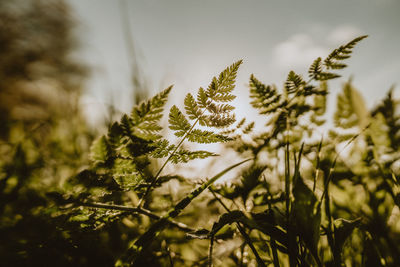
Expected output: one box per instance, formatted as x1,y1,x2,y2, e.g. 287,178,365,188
208,233,215,267
264,178,281,267
77,201,195,232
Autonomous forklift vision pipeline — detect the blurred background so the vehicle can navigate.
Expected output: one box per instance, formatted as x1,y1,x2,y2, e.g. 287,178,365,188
1,0,399,133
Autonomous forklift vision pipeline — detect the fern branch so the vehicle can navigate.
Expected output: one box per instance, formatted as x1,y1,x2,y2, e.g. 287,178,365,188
324,35,368,69
138,61,242,207
77,201,195,232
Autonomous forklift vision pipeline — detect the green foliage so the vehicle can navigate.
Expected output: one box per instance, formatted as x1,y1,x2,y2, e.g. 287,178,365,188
5,33,400,267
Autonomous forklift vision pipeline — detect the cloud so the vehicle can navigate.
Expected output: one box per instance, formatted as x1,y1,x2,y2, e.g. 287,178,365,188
327,25,364,45
273,33,328,70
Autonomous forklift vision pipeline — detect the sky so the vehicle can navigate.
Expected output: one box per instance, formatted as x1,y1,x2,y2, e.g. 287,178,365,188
67,0,400,127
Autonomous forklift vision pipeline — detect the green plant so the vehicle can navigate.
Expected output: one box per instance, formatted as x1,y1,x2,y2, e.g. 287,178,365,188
44,35,400,266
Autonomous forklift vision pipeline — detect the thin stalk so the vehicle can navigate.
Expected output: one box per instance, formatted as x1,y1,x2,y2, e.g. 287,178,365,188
323,173,336,266
284,139,291,221
209,189,267,267
313,137,323,193
263,177,280,267
208,233,215,267
284,117,297,267
77,201,195,232
166,244,174,267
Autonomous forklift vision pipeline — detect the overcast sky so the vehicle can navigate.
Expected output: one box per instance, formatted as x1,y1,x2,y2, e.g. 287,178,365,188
68,0,400,126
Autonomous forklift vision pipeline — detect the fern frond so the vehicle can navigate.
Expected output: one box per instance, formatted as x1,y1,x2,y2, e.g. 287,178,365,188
302,85,328,96
249,74,281,114
324,35,368,70
107,122,125,149
216,60,243,94
206,103,235,114
372,88,400,150
206,60,242,100
210,93,236,102
308,57,323,79
236,118,246,129
285,71,305,95
199,113,236,128
187,129,232,143
197,87,209,108
170,149,218,164
315,72,341,81
112,158,143,189
333,80,369,129
120,114,133,134
150,139,176,158
90,135,111,165
184,93,202,120
206,77,218,99
137,61,242,205
130,85,172,140
169,105,191,137
243,122,255,134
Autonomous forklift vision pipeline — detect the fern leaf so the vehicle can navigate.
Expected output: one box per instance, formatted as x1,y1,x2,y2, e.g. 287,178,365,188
372,88,400,150
150,139,176,158
199,114,236,128
184,93,202,120
187,129,232,143
170,149,218,164
120,114,137,140
206,77,218,99
308,57,323,79
216,60,243,94
112,158,143,189
197,87,209,108
243,121,255,134
249,75,281,114
315,72,341,81
285,71,305,95
206,60,242,100
90,135,111,165
107,122,125,149
210,93,236,102
334,80,368,129
169,105,191,137
130,85,172,140
236,118,246,129
324,35,368,70
206,103,235,114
